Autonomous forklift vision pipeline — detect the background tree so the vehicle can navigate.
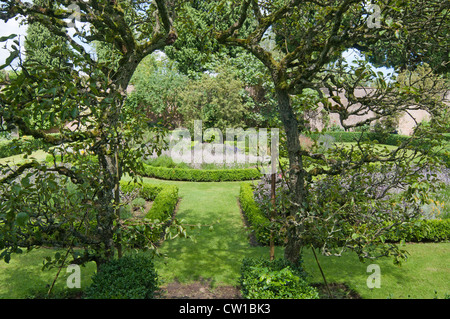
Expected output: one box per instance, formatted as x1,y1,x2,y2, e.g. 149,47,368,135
177,64,249,133
125,53,187,129
24,0,69,70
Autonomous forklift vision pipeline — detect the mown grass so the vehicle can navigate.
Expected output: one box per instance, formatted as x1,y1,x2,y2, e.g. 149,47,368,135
302,243,450,299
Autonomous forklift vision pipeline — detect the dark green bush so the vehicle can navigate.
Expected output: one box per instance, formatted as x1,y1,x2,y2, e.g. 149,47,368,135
240,257,319,299
84,255,159,299
239,183,275,245
141,164,261,182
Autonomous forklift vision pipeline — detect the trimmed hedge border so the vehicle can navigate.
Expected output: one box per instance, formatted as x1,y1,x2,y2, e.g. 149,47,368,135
120,181,178,221
120,181,179,242
84,254,159,299
239,183,450,245
140,163,262,182
239,182,284,246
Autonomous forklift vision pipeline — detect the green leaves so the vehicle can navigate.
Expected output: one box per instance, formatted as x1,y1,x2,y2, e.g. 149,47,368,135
0,50,19,70
15,212,29,227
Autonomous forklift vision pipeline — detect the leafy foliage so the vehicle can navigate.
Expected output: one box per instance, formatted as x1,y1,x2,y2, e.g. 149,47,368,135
240,257,319,299
125,54,188,129
83,254,159,299
177,66,249,133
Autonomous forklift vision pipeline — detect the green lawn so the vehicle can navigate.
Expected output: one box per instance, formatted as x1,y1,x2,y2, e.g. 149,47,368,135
302,243,450,299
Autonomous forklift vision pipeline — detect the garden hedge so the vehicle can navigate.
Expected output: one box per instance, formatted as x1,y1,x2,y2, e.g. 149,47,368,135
120,181,179,243
120,181,178,221
239,183,450,245
239,182,284,246
140,163,262,182
84,254,159,299
239,257,319,299
383,219,450,243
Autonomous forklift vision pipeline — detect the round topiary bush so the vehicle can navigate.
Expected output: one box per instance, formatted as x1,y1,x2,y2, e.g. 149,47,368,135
84,255,159,299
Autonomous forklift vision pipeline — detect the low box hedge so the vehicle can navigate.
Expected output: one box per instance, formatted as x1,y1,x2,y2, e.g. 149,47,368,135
84,254,159,299
120,181,179,243
120,181,178,221
140,163,262,182
383,219,450,243
239,184,450,245
239,183,284,246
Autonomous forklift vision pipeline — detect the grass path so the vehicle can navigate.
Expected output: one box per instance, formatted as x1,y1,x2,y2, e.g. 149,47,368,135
138,177,280,286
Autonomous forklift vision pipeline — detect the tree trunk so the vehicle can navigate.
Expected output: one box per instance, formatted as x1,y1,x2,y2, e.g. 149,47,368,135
274,86,306,265
93,58,140,271
95,150,119,270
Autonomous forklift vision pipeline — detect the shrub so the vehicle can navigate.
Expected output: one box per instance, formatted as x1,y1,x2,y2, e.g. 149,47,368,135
119,204,132,219
84,255,159,299
120,181,179,244
141,164,261,182
383,219,450,243
120,181,162,201
145,185,179,222
239,183,274,245
240,257,319,299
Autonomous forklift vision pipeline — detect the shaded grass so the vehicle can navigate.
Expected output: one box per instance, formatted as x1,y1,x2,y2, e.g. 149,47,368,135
0,248,96,299
0,150,49,166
